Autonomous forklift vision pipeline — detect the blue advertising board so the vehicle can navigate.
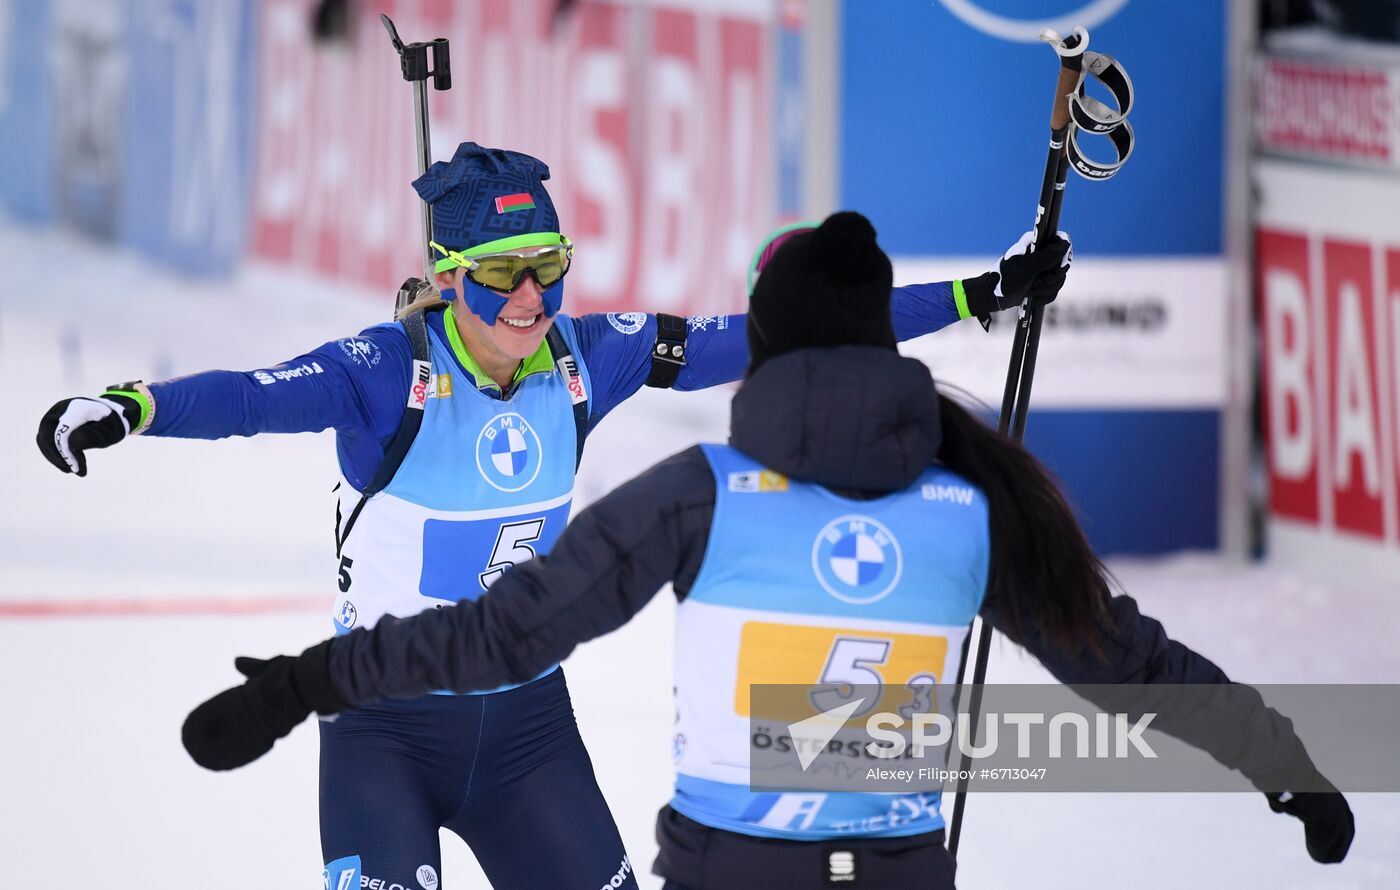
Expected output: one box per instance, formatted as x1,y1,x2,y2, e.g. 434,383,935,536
0,0,254,276
776,12,805,221
0,0,55,223
842,0,1224,256
842,1,1229,555
119,0,256,276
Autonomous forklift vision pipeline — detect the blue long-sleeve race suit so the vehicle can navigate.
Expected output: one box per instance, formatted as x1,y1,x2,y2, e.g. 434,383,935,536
145,284,960,483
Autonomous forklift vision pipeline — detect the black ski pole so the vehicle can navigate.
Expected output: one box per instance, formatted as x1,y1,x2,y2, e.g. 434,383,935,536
381,14,452,313
946,27,1085,862
946,23,1136,859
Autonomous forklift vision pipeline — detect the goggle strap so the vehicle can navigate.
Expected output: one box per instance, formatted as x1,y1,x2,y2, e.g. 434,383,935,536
430,235,571,275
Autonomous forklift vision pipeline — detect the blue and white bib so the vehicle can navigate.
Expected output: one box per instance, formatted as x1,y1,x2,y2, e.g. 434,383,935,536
670,444,990,839
331,313,591,694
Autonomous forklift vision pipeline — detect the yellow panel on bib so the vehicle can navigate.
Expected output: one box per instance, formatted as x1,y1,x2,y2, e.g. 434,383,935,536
734,621,948,720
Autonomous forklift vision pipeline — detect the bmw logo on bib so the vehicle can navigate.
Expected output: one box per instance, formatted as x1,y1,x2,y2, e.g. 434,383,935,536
812,515,903,604
475,413,543,492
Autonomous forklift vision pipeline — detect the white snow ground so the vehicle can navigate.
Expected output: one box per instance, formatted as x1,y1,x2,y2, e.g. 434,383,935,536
2,224,1397,888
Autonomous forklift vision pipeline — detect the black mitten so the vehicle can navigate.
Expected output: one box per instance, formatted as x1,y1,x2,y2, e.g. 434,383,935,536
1266,789,1355,864
182,640,345,771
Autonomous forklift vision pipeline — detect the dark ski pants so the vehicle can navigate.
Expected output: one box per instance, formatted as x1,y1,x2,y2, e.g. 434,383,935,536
653,805,956,890
318,668,638,890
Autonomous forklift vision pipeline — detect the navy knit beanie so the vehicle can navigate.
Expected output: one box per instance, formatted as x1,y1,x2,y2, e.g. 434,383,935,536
412,142,560,252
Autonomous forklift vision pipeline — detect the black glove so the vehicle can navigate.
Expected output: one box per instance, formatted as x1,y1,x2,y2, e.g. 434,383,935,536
959,230,1073,323
36,385,147,476
182,640,346,771
1266,789,1355,864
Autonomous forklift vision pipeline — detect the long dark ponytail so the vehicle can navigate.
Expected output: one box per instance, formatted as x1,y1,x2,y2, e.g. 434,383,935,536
935,388,1113,659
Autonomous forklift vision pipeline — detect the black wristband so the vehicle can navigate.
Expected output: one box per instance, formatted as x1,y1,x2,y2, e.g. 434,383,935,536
645,313,688,389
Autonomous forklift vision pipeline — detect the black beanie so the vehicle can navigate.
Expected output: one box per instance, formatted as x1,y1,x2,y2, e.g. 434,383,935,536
747,210,895,374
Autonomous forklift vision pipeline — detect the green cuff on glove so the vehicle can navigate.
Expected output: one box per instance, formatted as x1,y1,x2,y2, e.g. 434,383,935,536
953,278,972,320
102,384,154,434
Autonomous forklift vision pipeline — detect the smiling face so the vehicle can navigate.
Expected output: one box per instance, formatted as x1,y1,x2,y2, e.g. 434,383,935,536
437,250,557,385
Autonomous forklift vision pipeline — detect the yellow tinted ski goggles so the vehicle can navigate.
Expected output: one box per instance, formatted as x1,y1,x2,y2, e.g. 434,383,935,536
431,234,574,294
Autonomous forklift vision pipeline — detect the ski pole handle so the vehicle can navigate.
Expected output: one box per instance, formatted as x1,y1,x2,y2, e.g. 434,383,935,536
1035,27,1085,248
1045,27,1087,131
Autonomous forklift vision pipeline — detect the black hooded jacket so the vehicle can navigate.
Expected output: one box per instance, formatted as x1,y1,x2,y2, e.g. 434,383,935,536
327,346,1318,790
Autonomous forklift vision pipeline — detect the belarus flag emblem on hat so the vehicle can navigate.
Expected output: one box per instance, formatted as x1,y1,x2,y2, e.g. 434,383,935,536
494,193,536,214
